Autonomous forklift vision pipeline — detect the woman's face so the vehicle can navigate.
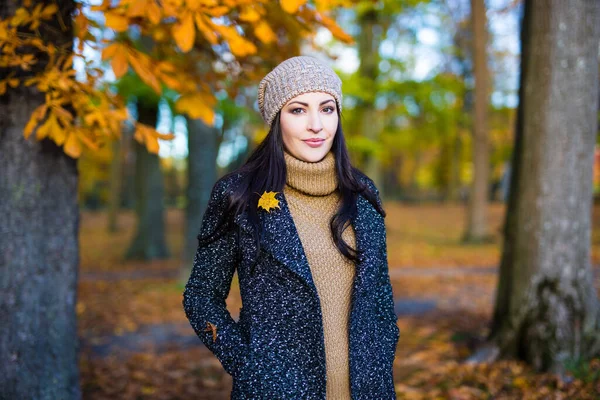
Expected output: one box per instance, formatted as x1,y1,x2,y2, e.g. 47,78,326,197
279,91,338,163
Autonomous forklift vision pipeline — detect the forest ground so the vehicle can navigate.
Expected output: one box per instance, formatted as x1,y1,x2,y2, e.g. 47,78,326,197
78,202,600,399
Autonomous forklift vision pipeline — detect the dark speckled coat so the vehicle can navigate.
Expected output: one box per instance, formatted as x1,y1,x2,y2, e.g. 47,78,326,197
182,171,400,399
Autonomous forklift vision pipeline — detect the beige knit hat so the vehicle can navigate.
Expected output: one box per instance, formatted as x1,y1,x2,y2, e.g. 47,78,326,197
257,56,343,127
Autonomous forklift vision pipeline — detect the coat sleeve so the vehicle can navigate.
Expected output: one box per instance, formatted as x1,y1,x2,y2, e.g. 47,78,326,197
182,177,249,377
367,179,400,329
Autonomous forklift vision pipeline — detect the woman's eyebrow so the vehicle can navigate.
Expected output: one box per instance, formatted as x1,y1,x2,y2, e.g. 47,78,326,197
287,99,335,107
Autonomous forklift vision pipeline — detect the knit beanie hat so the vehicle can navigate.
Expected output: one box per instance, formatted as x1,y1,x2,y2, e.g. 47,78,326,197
257,56,343,127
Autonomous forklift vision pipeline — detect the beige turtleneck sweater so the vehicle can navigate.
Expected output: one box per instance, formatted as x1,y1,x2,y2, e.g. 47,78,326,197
283,149,357,399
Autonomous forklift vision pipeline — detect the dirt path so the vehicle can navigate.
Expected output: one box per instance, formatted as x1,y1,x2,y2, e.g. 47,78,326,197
79,265,600,359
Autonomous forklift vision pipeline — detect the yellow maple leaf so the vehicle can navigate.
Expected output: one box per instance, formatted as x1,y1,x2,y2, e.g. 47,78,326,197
257,191,281,213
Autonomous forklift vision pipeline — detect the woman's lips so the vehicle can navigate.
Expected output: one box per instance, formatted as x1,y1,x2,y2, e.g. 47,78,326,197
304,139,325,148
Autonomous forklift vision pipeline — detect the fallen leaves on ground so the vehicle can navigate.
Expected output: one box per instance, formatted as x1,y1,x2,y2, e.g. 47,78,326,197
78,205,600,399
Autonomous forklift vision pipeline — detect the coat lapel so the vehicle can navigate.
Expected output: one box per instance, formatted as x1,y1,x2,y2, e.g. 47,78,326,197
233,190,374,298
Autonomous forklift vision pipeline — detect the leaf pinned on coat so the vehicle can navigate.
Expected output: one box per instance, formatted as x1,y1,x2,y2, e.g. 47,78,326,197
257,191,281,213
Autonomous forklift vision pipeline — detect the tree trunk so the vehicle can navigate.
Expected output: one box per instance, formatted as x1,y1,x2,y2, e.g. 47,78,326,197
450,128,463,202
181,117,218,279
0,1,80,398
357,6,384,196
485,0,600,374
107,134,124,232
125,101,170,260
464,0,491,242
121,122,136,210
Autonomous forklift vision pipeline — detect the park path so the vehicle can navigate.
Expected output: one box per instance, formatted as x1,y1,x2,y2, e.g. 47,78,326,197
79,265,600,359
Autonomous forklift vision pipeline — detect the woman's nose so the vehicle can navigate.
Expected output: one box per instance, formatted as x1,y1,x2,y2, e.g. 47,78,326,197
308,110,323,132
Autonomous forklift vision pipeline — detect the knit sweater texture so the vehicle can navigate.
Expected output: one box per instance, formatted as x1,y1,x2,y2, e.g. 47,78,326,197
283,149,357,399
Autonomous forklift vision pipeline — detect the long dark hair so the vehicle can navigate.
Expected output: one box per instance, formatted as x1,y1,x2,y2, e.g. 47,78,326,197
206,108,385,268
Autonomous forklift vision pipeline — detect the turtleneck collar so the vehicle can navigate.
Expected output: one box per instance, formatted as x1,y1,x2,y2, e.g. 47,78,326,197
284,150,338,196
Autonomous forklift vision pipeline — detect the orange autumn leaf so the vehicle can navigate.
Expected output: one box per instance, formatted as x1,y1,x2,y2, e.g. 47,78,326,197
194,13,218,45
215,25,256,57
146,1,162,25
11,8,30,26
158,72,183,92
126,0,147,18
174,92,216,125
63,131,82,158
280,0,306,14
145,134,159,154
127,50,161,94
239,6,261,22
104,12,129,32
23,104,48,139
101,43,118,60
74,10,88,41
173,12,195,52
205,6,229,17
36,112,60,141
318,12,354,44
74,127,100,151
134,124,174,154
133,124,158,154
111,50,128,79
254,20,276,44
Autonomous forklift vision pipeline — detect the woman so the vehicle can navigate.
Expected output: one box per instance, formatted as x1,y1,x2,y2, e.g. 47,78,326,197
183,56,400,400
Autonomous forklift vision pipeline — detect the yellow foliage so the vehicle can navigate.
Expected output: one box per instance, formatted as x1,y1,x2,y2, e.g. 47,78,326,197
127,0,148,18
146,1,162,24
215,24,257,57
111,50,129,79
239,6,261,22
175,92,216,125
194,14,218,44
280,0,306,14
204,6,230,17
1,0,354,160
127,49,162,94
134,124,175,154
105,11,129,32
64,131,83,158
254,20,276,44
318,12,354,44
173,12,195,52
0,76,19,95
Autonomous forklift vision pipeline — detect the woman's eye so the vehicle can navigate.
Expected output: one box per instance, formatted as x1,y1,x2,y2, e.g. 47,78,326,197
322,106,335,113
291,108,305,114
